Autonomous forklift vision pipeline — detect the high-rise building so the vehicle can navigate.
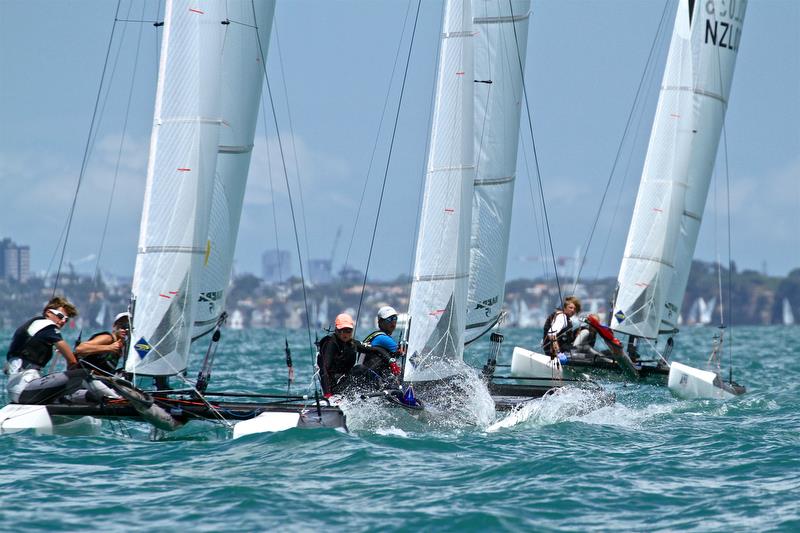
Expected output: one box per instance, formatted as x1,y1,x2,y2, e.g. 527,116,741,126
308,259,332,285
262,250,291,284
0,238,30,282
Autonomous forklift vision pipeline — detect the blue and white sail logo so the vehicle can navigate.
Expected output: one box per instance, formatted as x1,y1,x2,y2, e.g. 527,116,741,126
614,310,626,323
134,338,152,359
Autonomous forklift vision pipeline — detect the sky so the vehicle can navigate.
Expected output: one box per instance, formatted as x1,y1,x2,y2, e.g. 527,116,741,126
0,0,798,285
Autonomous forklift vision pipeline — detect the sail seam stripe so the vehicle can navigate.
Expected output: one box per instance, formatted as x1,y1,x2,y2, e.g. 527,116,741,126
474,13,530,24
661,85,727,104
138,246,206,254
428,164,475,173
414,273,469,282
624,254,674,268
474,176,514,186
156,117,224,125
466,317,499,329
442,31,474,38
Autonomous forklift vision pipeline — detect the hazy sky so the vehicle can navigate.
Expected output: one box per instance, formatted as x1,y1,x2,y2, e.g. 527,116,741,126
1,0,798,285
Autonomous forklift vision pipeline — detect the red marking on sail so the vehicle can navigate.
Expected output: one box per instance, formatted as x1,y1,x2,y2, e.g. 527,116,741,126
444,208,455,213
189,8,205,14
652,207,663,213
159,294,172,299
635,282,649,288
456,71,465,76
670,113,680,118
169,291,178,295
429,309,445,317
177,168,191,172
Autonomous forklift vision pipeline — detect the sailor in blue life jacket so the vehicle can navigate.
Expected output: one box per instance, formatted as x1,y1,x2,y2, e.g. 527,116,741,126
542,296,581,367
74,311,130,400
361,306,403,378
4,297,89,404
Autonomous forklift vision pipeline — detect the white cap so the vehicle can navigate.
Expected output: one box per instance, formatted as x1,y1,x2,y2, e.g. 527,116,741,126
377,306,398,320
113,312,131,325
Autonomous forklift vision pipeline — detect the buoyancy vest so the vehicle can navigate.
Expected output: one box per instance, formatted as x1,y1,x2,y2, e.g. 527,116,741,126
542,310,575,353
78,331,121,375
10,317,59,368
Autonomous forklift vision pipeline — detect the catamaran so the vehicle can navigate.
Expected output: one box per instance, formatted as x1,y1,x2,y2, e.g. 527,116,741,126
510,0,747,400
0,0,345,436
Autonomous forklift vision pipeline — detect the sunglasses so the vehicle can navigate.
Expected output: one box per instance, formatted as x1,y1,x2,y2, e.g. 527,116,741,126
49,309,67,320
382,316,398,323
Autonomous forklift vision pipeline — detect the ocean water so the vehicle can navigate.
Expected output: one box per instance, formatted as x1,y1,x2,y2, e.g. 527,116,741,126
1,325,798,532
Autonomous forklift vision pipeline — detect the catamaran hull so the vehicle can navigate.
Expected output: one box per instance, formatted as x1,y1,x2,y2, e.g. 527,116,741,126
509,346,669,383
667,361,745,400
0,398,346,436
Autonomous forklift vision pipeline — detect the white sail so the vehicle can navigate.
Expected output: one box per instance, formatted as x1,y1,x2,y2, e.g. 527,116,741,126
405,0,475,382
464,0,530,345
192,1,275,339
783,298,795,326
611,0,746,339
127,1,227,376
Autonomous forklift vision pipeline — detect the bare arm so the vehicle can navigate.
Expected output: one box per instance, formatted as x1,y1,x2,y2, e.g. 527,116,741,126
74,333,124,357
54,339,78,367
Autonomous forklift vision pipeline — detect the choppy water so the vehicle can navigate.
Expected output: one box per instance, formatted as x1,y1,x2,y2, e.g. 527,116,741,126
1,326,798,532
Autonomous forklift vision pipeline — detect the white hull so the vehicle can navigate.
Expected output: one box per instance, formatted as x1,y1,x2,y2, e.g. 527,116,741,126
667,361,741,400
510,346,562,380
0,404,102,436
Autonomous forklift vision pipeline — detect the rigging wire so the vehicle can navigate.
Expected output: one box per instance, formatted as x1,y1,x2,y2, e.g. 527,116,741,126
341,0,414,273
52,0,123,296
354,0,424,330
91,0,148,290
272,25,314,286
508,0,563,305
571,0,673,293
250,1,316,370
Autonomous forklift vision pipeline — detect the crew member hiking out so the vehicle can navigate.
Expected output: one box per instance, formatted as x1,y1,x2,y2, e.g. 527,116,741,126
74,311,130,400
542,296,581,360
4,297,88,404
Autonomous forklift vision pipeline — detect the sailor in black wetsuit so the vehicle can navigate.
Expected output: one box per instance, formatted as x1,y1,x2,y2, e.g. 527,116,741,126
74,311,130,399
361,306,403,379
5,297,88,404
317,313,384,398
542,296,581,366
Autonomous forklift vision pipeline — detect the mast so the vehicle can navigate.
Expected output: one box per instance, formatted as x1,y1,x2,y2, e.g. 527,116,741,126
127,1,227,376
405,0,475,382
464,0,530,345
611,0,746,340
191,1,276,339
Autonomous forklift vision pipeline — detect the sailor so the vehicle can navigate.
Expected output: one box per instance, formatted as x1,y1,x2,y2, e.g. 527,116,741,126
361,305,403,378
74,311,130,400
4,297,88,404
571,313,612,362
317,313,383,398
542,296,581,361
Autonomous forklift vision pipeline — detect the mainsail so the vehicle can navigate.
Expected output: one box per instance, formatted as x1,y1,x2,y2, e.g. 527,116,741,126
464,0,530,344
611,0,746,340
128,1,274,376
405,0,475,382
192,2,275,339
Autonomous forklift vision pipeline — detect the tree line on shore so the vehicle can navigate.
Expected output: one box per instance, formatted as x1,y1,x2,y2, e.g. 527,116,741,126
1,260,797,331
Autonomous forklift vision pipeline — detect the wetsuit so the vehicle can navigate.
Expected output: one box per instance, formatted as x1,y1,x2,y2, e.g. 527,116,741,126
6,316,87,404
317,335,380,395
77,331,122,375
361,330,398,373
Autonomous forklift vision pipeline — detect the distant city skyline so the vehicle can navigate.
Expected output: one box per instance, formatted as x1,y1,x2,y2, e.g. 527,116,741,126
1,1,798,284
